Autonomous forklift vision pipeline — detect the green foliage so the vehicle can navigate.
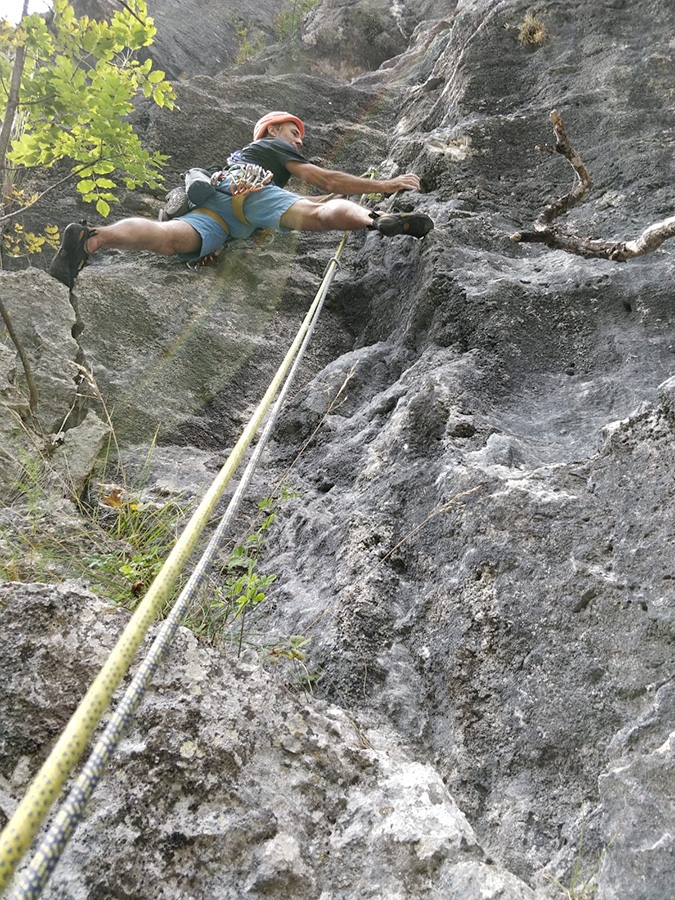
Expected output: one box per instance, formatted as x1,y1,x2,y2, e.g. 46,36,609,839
185,486,300,655
0,364,187,606
275,0,318,44
2,476,186,602
0,361,308,682
2,187,60,258
201,495,279,653
81,488,186,608
0,469,316,690
187,485,316,688
0,0,175,216
0,438,187,607
0,487,186,604
232,17,266,64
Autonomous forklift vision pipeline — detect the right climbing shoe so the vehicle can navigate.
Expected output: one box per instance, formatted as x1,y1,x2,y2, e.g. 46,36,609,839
49,221,97,289
159,186,189,221
371,211,434,238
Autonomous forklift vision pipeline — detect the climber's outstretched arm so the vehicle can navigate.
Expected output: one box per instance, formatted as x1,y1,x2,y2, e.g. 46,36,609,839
285,160,421,196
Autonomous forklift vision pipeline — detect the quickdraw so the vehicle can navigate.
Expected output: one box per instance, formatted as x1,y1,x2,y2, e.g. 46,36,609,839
211,162,273,196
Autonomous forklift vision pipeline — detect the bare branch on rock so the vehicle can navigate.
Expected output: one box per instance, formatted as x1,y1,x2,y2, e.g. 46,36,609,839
511,109,675,261
533,109,593,230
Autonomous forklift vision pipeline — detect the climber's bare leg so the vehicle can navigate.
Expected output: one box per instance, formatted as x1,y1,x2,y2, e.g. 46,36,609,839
280,198,372,233
86,218,202,256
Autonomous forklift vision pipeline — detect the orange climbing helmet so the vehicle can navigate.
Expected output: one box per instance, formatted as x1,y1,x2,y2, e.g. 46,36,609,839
253,111,305,141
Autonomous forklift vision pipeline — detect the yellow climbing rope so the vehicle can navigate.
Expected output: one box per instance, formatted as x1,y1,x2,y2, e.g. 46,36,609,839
0,229,351,895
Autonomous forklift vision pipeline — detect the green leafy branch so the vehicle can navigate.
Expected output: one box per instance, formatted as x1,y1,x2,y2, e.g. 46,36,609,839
0,0,175,219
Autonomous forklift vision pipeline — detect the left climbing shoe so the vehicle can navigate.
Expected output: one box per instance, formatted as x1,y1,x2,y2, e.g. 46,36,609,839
159,186,189,221
49,221,97,289
158,187,190,222
371,211,434,238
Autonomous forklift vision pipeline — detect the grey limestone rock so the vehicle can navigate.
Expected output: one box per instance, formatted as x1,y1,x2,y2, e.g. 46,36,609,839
0,583,536,899
2,0,675,896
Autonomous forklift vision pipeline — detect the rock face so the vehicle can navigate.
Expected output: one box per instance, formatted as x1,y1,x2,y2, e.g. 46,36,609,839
1,0,674,897
0,584,535,899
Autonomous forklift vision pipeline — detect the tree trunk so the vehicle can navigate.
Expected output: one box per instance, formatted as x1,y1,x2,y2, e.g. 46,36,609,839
0,0,29,183
0,0,39,414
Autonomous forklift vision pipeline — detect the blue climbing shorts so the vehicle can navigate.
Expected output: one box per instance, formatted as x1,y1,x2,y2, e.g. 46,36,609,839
177,182,303,261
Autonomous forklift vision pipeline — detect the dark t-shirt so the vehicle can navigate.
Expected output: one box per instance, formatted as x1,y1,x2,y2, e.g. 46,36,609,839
234,138,308,188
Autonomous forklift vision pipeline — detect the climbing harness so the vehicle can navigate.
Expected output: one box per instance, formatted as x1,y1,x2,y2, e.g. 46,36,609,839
162,158,271,231
217,156,274,197
212,157,275,227
0,216,357,900
190,205,230,233
190,190,252,230
184,195,250,267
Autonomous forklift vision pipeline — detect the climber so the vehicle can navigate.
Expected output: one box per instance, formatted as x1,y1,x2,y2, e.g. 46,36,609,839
49,111,434,289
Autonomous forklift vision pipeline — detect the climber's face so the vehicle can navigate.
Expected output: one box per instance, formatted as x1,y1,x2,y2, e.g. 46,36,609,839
269,121,304,150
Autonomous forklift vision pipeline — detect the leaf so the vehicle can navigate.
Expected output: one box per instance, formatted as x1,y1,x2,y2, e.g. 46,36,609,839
96,198,111,216
102,488,123,507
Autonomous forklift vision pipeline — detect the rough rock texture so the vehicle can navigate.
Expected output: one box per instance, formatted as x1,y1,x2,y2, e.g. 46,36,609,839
1,0,675,897
72,0,289,79
0,584,536,899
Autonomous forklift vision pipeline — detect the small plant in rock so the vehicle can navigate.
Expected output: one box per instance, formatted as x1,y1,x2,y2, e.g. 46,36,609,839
361,166,385,204
205,495,279,654
232,17,266,63
0,365,189,608
71,366,189,605
82,484,187,608
185,486,300,653
10,447,48,514
0,463,187,601
546,823,615,900
0,456,188,605
268,634,316,693
517,12,547,46
275,0,318,44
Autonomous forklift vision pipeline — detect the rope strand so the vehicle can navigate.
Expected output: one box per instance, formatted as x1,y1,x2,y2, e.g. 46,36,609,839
0,228,352,896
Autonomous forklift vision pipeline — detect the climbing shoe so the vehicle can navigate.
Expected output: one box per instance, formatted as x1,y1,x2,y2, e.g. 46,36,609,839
49,221,97,289
371,211,434,238
159,186,189,221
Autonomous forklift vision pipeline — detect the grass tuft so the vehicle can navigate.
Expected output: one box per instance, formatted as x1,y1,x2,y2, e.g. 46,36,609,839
518,12,547,46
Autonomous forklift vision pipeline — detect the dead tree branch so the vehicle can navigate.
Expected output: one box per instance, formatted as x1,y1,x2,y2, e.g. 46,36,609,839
0,297,38,413
0,168,80,225
510,109,675,261
533,109,593,229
